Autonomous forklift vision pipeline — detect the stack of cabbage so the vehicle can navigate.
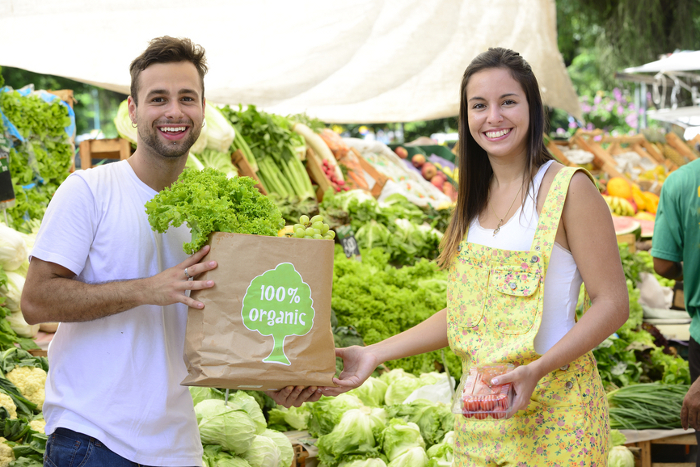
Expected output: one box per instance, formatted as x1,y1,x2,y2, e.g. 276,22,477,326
268,369,456,467
0,222,41,347
190,388,295,467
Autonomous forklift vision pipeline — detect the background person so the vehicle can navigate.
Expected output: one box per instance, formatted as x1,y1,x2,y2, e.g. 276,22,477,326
326,47,629,466
650,157,700,457
21,36,319,467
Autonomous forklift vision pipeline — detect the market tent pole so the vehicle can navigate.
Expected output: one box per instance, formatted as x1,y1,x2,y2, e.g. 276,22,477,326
0,0,580,122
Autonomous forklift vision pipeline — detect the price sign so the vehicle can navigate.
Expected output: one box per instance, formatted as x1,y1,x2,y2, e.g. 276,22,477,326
0,133,15,211
335,225,361,260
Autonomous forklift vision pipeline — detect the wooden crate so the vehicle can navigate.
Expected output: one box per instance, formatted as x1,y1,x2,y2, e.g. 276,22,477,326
78,138,132,170
231,149,267,196
304,147,333,202
627,432,696,467
351,148,389,198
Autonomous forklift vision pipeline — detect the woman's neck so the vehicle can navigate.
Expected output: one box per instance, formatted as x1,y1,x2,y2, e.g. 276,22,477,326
487,150,529,189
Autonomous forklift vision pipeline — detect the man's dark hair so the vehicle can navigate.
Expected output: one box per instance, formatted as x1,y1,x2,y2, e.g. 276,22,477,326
129,36,207,105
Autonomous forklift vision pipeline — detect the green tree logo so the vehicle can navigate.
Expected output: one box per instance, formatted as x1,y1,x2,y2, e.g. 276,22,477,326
241,263,314,365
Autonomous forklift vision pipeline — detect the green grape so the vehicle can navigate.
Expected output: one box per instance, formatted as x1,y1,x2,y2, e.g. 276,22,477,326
313,228,321,235
321,224,329,234
310,215,323,224
322,234,333,240
295,228,306,237
327,230,336,239
300,215,310,225
311,221,324,230
294,224,303,231
312,234,323,239
305,227,315,236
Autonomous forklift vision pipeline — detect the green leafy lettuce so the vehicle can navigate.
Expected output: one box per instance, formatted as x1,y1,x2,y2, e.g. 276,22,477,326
146,168,284,253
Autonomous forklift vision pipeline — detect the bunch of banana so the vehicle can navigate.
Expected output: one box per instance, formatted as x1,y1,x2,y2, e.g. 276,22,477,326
602,195,636,216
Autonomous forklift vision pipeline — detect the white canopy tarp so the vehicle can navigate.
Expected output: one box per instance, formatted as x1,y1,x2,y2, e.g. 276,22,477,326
0,0,581,122
625,51,700,73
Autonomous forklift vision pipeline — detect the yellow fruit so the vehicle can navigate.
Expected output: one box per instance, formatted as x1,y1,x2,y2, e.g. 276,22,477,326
278,226,295,237
631,185,646,212
641,192,660,214
607,177,633,199
634,211,656,221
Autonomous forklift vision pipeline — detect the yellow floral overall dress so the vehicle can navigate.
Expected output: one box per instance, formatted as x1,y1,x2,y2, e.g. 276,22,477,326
447,167,610,466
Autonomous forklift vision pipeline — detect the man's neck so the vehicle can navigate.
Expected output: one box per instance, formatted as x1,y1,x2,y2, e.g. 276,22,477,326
127,149,187,192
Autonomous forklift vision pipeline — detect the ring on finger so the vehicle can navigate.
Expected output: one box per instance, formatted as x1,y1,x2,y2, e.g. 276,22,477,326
184,268,192,280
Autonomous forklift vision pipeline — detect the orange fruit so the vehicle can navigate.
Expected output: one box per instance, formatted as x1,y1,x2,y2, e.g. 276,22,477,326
607,177,633,199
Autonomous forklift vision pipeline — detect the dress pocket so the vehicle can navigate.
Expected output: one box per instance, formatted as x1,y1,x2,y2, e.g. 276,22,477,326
486,266,541,335
530,368,584,409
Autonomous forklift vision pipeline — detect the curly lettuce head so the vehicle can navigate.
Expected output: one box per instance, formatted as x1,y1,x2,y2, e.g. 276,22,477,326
146,168,284,253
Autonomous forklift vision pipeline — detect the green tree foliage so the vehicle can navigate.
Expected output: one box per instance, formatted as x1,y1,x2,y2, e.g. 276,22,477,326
557,0,700,92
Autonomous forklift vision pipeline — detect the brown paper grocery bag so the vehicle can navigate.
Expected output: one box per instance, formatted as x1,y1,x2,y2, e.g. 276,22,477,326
181,232,337,391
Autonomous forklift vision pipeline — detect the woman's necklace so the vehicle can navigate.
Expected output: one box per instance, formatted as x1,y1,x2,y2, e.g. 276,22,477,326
490,182,523,237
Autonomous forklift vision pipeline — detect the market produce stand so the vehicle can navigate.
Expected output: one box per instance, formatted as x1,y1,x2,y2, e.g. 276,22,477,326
623,429,696,467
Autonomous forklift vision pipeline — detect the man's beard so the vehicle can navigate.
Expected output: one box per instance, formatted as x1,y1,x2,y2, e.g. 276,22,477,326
138,121,202,158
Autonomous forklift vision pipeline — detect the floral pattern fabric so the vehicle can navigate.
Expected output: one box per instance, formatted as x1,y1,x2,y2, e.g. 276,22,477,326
447,167,609,466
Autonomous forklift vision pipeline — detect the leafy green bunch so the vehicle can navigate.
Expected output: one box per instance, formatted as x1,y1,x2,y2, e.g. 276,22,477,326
146,168,284,253
331,246,461,378
0,90,72,232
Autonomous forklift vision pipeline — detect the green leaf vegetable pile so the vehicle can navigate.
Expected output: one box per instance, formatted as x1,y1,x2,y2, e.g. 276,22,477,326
0,89,72,232
146,169,284,253
331,246,461,379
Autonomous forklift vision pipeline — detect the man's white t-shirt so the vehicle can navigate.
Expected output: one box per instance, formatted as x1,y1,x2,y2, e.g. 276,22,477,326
31,160,202,466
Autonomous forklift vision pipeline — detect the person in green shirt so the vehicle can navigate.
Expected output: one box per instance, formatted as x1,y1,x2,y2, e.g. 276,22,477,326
651,157,700,447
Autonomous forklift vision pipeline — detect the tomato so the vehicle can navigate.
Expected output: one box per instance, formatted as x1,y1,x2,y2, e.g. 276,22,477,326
480,395,496,411
474,411,489,420
490,409,507,419
494,394,508,410
464,397,480,413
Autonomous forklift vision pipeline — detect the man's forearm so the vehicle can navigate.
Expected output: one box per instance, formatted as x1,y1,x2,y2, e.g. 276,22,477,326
23,276,148,324
653,257,683,281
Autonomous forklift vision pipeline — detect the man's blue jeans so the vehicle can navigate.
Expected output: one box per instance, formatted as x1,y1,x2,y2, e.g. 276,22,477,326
44,427,153,467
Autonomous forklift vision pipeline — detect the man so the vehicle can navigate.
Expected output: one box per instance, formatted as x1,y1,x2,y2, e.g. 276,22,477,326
651,155,700,455
21,37,319,467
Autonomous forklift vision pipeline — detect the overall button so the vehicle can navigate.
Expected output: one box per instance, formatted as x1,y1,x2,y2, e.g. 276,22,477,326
565,381,573,390
509,282,517,290
531,256,539,263
535,245,541,251
560,364,570,371
457,245,462,252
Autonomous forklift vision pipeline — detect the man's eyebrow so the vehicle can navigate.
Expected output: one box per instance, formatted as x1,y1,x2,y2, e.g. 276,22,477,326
468,93,519,102
145,88,199,99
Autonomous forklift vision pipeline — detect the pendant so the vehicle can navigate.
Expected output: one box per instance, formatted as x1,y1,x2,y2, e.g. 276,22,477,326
493,220,503,237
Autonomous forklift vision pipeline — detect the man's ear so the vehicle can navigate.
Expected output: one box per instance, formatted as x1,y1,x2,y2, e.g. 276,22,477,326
127,96,137,125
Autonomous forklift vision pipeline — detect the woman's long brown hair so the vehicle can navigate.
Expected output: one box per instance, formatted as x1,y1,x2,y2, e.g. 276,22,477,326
437,48,553,269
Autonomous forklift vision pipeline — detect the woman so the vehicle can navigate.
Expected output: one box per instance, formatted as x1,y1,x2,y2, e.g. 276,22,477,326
327,48,629,465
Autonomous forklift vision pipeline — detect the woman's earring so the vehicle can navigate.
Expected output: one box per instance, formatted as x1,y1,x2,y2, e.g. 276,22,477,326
202,120,206,128
131,121,137,128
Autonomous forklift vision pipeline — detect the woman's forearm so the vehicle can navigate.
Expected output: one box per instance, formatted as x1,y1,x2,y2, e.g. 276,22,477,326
367,308,449,365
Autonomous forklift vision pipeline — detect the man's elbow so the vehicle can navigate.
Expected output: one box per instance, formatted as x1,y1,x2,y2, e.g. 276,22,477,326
20,293,45,325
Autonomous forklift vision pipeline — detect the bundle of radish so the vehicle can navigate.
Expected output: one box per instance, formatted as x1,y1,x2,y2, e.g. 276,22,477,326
320,158,350,192
318,129,370,191
293,123,345,183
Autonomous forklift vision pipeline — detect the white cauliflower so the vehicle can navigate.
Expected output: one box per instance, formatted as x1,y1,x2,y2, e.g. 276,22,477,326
6,366,46,411
28,419,45,434
0,437,14,467
0,393,16,419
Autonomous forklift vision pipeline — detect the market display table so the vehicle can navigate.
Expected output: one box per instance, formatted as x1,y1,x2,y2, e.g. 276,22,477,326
623,429,696,467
